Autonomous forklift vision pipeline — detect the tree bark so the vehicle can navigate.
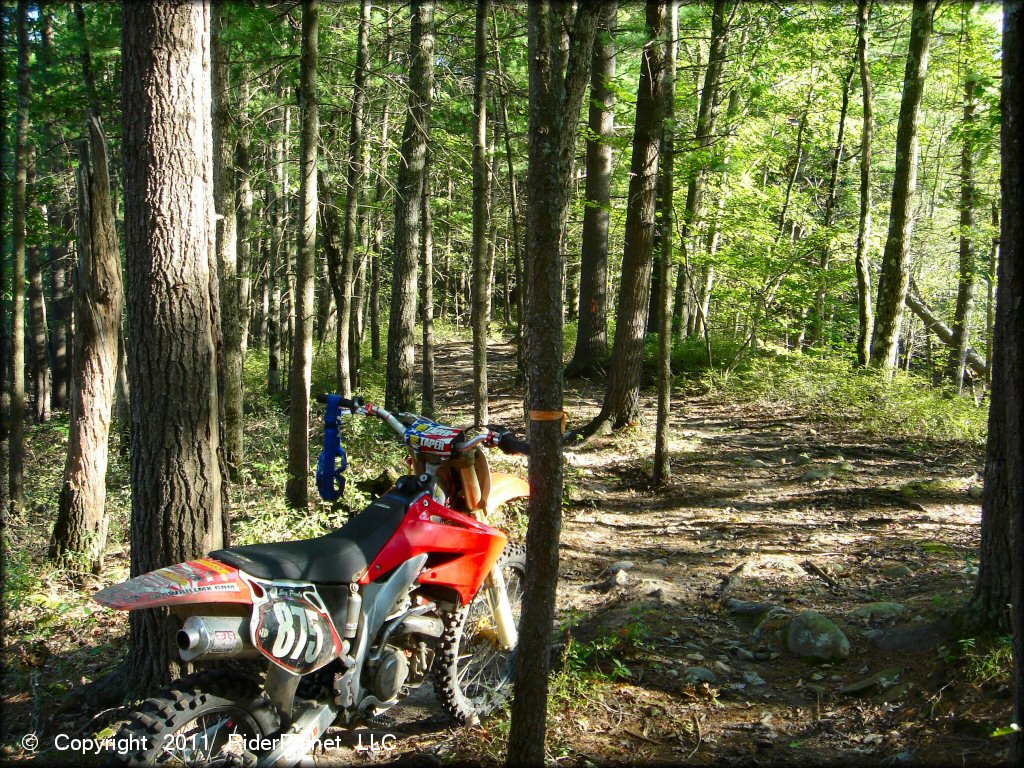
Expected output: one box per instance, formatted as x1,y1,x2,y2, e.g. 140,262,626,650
471,0,492,426
370,6,392,364
332,0,370,397
122,0,229,693
491,21,525,374
27,154,52,425
422,154,435,418
567,2,617,378
0,1,10,518
964,23,1022,748
854,0,875,367
809,66,853,347
904,285,987,377
508,4,599,762
286,0,320,511
236,135,253,361
654,1,676,486
386,0,433,412
10,0,31,514
579,2,668,437
212,0,242,476
267,80,286,396
675,0,733,338
38,10,71,413
999,13,1024,761
946,4,980,392
869,0,936,372
49,117,123,575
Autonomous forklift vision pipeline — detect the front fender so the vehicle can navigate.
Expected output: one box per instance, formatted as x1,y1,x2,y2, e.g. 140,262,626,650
486,472,530,517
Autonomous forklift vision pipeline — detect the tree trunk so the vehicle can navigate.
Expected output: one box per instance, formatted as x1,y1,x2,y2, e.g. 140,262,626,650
10,0,31,514
869,0,936,371
267,86,285,396
996,12,1024,761
567,2,616,378
212,0,242,476
39,12,71,413
27,153,52,425
385,0,433,413
286,0,320,511
946,4,980,392
964,10,1022,709
471,0,492,426
492,24,525,374
507,5,598,763
854,0,875,367
49,117,123,575
809,66,853,346
332,0,370,397
654,1,676,486
236,136,253,361
905,285,988,377
580,2,668,437
370,8,392,364
121,0,229,694
422,155,435,418
986,203,998,382
677,0,733,340
1,3,10,517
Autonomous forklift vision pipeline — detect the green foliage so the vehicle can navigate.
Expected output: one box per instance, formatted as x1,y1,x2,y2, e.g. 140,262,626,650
684,342,987,445
956,634,1013,688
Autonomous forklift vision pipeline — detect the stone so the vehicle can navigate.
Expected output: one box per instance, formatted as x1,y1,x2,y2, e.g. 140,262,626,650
742,671,767,686
838,462,856,472
865,623,949,654
883,565,913,579
583,568,629,593
652,558,668,567
682,667,718,684
838,666,902,695
787,611,851,662
714,661,733,675
606,561,636,575
848,602,907,621
799,467,835,482
792,454,813,467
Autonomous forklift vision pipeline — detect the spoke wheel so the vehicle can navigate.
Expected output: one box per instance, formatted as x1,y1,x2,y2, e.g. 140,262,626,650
107,669,280,767
433,542,526,724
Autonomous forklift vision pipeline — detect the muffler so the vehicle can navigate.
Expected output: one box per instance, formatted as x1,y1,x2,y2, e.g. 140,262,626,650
177,615,258,662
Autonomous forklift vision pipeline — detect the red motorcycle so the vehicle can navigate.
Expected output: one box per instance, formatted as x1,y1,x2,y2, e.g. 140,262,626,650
95,394,531,766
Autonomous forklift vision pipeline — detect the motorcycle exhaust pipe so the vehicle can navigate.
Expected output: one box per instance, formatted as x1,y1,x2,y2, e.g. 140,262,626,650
177,615,258,662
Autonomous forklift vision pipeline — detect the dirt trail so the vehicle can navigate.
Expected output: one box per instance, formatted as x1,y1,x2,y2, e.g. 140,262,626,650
347,338,1002,766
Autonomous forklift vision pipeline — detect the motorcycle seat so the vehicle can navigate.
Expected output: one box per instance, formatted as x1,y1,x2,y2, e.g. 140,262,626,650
210,492,409,584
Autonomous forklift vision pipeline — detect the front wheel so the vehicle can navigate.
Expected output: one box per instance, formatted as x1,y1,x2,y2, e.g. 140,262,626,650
433,542,526,724
106,669,280,766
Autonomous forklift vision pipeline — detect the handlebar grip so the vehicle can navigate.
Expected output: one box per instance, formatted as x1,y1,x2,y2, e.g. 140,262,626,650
315,393,365,409
497,432,530,456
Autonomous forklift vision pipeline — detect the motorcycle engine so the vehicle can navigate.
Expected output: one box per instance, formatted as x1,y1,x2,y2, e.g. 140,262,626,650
372,646,409,702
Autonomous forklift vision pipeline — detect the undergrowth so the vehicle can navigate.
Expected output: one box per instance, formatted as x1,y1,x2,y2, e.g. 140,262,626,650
659,335,988,445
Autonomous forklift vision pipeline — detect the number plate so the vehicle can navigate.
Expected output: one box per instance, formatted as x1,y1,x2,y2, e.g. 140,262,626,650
244,578,343,674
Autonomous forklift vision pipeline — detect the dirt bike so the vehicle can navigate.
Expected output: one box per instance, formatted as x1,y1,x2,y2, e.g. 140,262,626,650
94,394,531,767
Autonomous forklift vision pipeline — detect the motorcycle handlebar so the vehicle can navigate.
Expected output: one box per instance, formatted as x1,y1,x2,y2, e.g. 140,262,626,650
314,393,365,410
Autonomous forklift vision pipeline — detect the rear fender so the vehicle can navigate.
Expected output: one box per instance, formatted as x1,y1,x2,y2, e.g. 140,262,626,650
93,558,252,610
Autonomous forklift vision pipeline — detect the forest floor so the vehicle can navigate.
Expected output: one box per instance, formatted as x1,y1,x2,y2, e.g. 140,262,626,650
0,335,1012,767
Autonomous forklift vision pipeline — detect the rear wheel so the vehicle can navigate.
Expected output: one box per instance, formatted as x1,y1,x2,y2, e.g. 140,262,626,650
106,669,280,766
433,542,526,724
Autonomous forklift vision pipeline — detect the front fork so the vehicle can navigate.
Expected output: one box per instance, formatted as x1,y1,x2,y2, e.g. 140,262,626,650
483,562,518,651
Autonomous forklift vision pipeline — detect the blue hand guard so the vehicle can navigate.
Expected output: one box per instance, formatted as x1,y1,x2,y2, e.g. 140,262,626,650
316,394,348,502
